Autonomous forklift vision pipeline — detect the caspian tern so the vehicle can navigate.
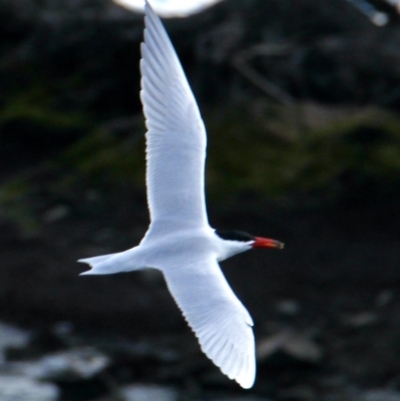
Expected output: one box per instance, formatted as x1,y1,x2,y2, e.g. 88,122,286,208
112,0,225,18
79,1,283,389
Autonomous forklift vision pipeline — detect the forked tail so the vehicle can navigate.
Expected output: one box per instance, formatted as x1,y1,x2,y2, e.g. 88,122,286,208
78,247,147,275
78,253,118,275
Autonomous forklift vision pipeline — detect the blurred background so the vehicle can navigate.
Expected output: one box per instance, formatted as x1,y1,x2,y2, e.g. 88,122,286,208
1,0,400,399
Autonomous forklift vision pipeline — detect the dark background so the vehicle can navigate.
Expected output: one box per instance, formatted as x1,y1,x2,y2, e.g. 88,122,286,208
1,0,400,400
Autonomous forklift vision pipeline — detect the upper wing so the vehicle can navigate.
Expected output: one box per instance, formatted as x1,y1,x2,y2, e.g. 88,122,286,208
140,2,209,231
162,258,256,388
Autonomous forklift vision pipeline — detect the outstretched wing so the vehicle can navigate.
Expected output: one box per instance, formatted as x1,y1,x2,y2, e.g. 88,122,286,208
162,258,256,388
141,2,209,231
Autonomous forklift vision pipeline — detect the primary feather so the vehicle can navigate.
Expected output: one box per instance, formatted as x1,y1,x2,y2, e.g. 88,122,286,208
141,2,209,232
79,0,257,388
163,258,255,388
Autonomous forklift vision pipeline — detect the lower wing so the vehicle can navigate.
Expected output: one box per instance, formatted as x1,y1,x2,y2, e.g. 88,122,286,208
162,258,256,388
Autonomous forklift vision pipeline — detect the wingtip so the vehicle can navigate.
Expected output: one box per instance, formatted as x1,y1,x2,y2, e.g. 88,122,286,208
197,330,256,389
143,0,159,33
235,355,255,389
239,381,254,390
237,372,255,389
144,0,154,15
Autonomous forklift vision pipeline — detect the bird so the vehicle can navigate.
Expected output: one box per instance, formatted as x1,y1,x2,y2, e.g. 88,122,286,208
112,0,225,18
78,0,284,389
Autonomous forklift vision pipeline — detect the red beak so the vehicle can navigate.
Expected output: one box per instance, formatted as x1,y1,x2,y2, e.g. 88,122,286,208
252,237,284,249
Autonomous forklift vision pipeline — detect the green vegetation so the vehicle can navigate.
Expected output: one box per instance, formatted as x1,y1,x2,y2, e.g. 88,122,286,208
205,103,400,198
55,101,400,201
2,96,400,232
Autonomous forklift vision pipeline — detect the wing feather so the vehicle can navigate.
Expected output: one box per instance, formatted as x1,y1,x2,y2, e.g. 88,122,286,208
163,258,256,388
141,2,209,232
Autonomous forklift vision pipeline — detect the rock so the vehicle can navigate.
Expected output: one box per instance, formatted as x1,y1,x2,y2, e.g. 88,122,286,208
275,299,301,315
43,205,70,223
0,322,30,363
364,389,400,401
257,329,323,365
0,375,58,401
121,384,178,401
11,347,109,380
341,312,379,328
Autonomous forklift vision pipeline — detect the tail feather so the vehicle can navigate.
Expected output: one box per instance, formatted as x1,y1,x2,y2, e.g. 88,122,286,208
78,253,119,275
78,253,115,266
78,247,147,275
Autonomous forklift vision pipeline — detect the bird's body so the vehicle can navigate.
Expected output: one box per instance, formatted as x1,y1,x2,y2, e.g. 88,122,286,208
79,1,283,389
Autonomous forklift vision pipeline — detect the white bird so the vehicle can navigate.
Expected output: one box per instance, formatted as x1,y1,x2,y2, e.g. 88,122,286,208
112,0,224,18
79,0,283,389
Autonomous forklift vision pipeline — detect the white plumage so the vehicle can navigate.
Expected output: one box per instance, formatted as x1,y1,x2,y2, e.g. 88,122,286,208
79,0,283,388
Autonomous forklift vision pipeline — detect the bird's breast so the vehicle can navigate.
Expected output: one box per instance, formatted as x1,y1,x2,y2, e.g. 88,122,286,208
140,227,219,269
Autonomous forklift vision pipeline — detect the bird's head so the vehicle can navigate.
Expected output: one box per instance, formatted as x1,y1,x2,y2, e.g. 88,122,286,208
215,230,284,261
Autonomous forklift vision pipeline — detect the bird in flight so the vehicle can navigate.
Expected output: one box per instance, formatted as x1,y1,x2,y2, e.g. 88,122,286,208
79,0,283,389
